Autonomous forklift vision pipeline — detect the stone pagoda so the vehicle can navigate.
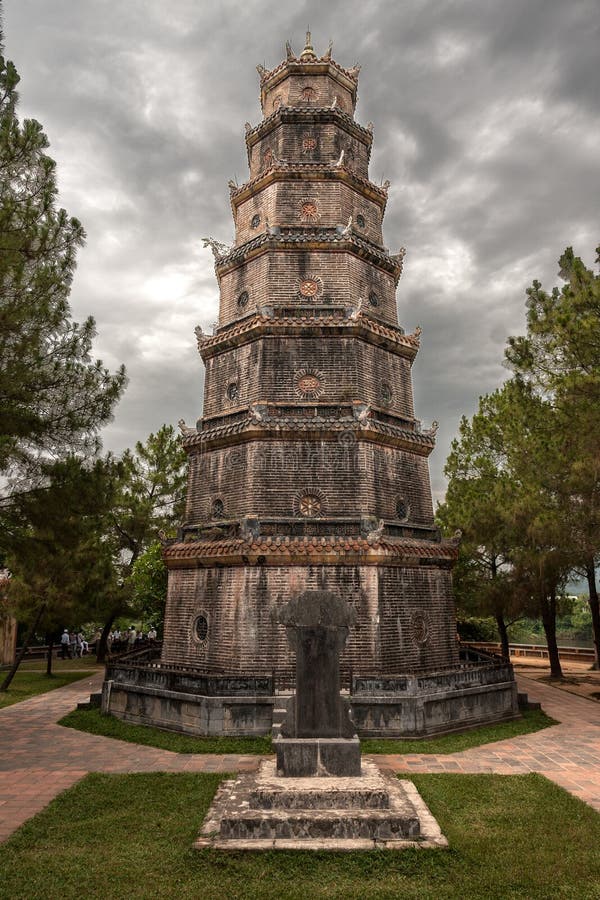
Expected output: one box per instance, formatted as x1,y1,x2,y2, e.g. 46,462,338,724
103,36,518,738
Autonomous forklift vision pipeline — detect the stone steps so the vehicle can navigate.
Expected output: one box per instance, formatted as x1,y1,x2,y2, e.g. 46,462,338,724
271,706,288,739
518,692,542,711
219,808,420,841
195,759,448,851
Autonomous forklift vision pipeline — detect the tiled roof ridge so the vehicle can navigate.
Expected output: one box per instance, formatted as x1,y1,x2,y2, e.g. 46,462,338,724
197,312,420,352
184,412,436,449
214,228,400,272
230,161,386,202
258,57,359,88
163,534,459,561
245,106,370,143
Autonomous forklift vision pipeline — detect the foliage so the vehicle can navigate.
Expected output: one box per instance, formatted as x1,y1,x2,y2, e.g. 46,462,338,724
111,425,187,570
441,246,600,671
128,541,168,631
0,49,125,501
93,426,187,656
1,456,121,639
1,772,599,899
455,616,498,642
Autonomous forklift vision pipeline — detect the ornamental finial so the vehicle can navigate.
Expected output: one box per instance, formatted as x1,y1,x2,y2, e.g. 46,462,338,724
300,30,317,60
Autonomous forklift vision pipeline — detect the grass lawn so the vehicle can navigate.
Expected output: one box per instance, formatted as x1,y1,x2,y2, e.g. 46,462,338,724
59,707,273,755
58,705,555,756
360,708,556,754
18,654,103,673
0,670,94,710
0,772,598,899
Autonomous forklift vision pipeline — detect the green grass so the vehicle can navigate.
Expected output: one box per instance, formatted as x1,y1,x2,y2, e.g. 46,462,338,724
59,707,273,755
18,655,103,672
360,708,557,754
0,772,598,899
0,671,93,709
58,705,555,756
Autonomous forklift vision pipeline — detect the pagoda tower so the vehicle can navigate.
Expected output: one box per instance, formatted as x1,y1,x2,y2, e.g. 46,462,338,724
162,35,461,678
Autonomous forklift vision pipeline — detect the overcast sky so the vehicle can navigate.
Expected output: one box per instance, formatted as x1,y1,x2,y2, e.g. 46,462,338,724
3,0,599,503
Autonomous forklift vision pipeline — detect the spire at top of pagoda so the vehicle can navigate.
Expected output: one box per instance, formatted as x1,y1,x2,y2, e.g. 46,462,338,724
299,30,317,61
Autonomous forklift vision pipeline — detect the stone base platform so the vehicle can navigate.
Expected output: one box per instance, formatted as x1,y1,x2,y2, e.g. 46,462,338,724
194,759,448,851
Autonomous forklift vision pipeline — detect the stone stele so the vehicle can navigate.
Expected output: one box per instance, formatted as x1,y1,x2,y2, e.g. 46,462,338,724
275,589,361,777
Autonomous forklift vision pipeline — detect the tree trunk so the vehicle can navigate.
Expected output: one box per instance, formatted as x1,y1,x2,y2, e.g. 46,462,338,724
495,612,510,661
540,591,563,678
585,559,600,670
0,603,46,692
96,612,116,664
45,633,54,677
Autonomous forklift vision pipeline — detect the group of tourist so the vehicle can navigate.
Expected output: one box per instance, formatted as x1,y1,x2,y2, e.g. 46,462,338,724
59,630,89,659
107,626,158,654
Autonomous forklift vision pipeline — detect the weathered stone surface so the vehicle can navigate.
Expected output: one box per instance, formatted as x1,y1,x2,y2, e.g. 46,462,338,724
250,758,388,809
278,590,356,740
275,736,361,777
195,758,448,851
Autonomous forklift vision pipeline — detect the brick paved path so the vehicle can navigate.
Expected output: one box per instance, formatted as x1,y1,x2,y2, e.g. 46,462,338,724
376,674,600,812
1,671,599,842
0,672,259,843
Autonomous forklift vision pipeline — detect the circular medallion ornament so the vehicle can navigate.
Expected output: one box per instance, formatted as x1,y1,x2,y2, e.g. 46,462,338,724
300,85,317,102
294,488,325,518
301,200,318,222
302,135,317,153
410,611,430,647
396,498,410,521
237,290,249,308
380,383,393,404
299,494,321,517
294,368,324,399
297,276,323,300
193,613,209,645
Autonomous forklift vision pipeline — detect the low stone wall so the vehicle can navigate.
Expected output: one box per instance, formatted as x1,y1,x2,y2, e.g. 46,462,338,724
351,663,519,737
102,664,274,736
101,660,519,739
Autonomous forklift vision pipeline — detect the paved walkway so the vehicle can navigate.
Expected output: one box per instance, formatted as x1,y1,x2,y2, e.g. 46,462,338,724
377,674,600,812
0,673,259,843
1,672,599,843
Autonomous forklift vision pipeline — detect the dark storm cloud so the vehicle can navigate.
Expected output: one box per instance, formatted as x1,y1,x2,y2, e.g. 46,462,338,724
4,0,599,500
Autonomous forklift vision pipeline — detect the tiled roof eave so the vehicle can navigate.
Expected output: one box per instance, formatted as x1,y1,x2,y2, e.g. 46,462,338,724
230,164,387,208
245,107,371,148
214,233,402,282
182,418,436,455
163,535,458,566
197,314,419,360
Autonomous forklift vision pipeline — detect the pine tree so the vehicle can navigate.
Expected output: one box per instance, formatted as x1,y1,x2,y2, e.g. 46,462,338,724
0,45,126,502
506,246,600,667
0,456,121,689
95,425,187,660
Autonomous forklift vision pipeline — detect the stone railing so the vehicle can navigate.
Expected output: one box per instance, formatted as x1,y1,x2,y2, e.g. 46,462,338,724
352,660,514,697
105,660,273,697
